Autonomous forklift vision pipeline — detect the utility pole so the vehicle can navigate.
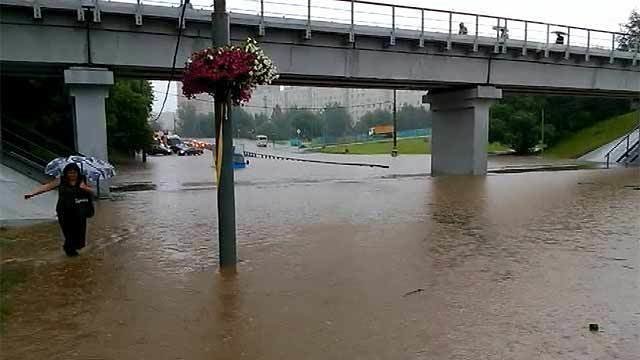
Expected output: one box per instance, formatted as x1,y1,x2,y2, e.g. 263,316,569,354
213,0,237,268
391,89,398,157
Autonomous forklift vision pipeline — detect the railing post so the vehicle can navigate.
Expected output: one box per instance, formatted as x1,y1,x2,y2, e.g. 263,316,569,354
134,0,143,26
626,134,630,153
564,27,570,59
349,0,354,43
390,6,396,46
610,33,615,64
545,23,550,57
494,18,500,53
305,0,311,40
585,30,590,62
446,12,452,50
502,18,508,53
419,9,424,48
473,15,479,52
522,21,528,56
92,0,101,23
76,0,85,22
606,153,610,169
633,37,639,66
32,0,42,19
177,0,185,29
258,0,265,36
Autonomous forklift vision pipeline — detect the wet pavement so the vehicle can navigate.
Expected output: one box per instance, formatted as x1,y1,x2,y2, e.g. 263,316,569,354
1,145,639,359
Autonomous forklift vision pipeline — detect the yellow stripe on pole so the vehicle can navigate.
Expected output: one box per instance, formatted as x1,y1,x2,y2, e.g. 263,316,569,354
216,118,223,184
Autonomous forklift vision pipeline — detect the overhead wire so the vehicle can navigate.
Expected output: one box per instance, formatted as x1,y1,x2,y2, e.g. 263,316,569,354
152,0,190,123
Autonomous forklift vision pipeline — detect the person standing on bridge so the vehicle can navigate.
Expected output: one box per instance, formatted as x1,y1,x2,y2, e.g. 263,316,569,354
24,163,94,257
459,22,468,35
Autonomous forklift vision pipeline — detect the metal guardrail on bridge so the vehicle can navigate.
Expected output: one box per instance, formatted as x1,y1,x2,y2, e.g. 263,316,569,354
21,0,639,65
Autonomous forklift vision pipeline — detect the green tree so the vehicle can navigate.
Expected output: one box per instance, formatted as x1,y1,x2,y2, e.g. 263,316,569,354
176,102,198,137
490,96,543,154
254,113,270,129
321,104,353,138
505,111,539,154
489,95,630,154
255,120,277,140
355,106,431,134
397,105,432,131
270,104,291,140
619,10,639,51
106,80,155,156
355,109,392,133
231,107,255,138
176,102,215,138
288,109,322,139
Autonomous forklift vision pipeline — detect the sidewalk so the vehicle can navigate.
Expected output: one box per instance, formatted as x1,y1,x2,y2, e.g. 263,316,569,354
0,163,56,227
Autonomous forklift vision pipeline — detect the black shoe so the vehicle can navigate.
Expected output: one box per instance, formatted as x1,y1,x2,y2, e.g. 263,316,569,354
64,248,79,257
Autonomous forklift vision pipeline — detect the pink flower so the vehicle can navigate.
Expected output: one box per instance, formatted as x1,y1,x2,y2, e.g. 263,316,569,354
182,39,277,105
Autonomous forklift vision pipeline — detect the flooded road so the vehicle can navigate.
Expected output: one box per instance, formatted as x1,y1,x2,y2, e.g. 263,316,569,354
1,147,639,359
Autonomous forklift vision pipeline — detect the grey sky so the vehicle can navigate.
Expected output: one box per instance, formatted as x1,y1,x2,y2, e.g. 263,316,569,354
153,0,637,113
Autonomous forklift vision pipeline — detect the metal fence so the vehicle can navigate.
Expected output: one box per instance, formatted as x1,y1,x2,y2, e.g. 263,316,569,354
308,127,431,146
89,0,640,63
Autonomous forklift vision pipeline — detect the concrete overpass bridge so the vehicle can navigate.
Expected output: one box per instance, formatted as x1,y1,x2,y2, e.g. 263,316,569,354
1,0,639,175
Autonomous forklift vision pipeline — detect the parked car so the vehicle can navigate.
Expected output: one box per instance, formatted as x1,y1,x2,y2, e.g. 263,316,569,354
148,143,172,155
175,144,203,156
166,135,185,154
183,140,205,155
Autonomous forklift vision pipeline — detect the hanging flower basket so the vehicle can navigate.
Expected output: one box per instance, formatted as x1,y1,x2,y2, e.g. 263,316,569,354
181,38,278,105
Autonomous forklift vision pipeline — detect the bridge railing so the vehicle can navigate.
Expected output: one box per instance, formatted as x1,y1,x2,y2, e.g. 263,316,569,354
226,0,636,60
23,0,639,63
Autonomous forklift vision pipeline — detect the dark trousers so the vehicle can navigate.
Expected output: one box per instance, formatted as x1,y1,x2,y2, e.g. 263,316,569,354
58,212,87,251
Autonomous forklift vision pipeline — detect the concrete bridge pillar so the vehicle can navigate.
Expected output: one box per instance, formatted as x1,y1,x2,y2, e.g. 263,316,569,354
64,67,114,195
426,86,502,176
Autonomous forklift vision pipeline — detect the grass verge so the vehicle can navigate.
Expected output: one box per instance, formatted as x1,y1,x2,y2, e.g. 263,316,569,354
318,137,509,155
545,111,640,159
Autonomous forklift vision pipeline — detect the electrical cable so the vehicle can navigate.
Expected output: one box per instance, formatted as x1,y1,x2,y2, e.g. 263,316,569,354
153,0,190,123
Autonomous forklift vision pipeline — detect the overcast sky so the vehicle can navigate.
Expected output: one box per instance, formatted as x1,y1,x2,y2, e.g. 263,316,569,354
152,0,637,113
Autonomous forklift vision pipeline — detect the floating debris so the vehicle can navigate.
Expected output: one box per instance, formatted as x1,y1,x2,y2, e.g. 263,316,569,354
403,288,425,297
110,182,157,192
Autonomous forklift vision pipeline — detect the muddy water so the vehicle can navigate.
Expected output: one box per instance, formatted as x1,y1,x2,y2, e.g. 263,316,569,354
1,151,639,360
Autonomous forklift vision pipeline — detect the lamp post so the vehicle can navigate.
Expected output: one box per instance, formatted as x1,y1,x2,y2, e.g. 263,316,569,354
213,0,237,268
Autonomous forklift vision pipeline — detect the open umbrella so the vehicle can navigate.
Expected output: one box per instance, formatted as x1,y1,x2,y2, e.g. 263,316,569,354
45,156,116,182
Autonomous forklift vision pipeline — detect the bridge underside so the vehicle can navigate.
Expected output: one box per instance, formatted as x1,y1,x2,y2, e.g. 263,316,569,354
1,61,637,99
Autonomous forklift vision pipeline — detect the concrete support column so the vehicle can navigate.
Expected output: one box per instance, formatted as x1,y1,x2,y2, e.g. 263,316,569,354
64,67,114,195
64,67,113,160
426,86,502,176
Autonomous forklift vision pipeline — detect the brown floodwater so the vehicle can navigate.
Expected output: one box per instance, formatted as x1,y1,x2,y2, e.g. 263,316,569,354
1,149,639,360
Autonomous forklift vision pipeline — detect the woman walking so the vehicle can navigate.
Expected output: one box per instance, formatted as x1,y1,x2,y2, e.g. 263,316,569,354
25,163,94,257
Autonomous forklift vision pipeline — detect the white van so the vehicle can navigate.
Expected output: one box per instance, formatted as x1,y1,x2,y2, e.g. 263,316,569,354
256,135,268,147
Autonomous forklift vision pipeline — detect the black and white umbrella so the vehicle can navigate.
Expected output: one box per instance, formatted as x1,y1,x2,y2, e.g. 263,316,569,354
45,155,116,182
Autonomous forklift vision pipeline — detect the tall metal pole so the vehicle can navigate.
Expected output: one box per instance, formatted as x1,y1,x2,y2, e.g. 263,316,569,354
213,0,237,268
391,89,398,157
